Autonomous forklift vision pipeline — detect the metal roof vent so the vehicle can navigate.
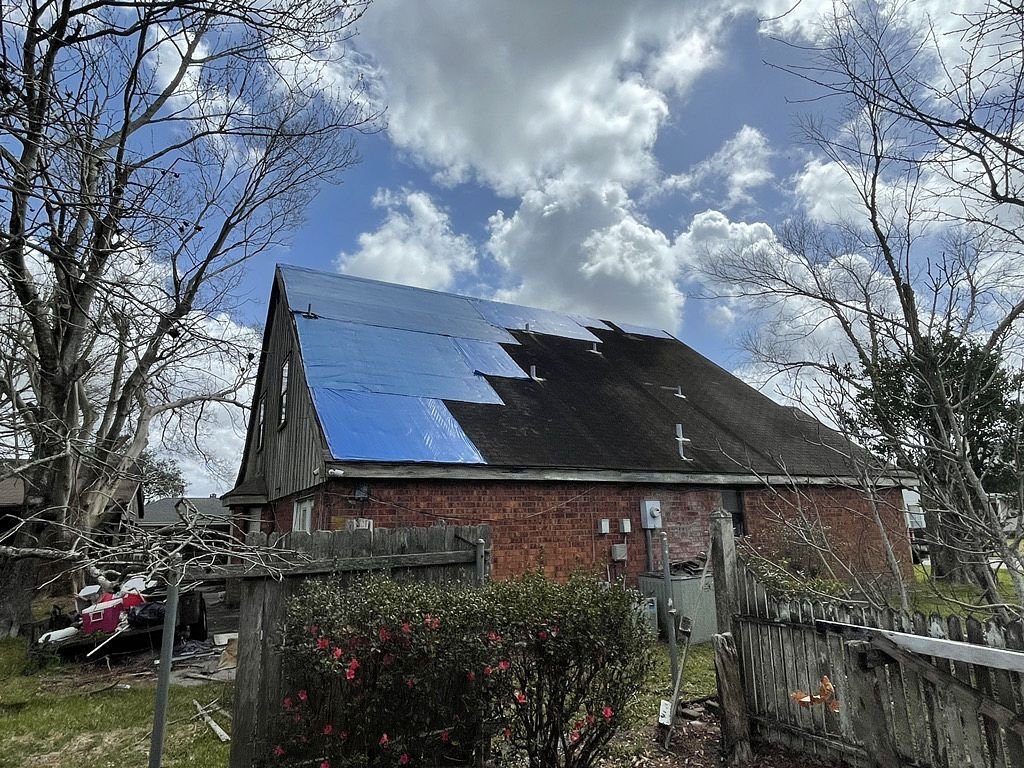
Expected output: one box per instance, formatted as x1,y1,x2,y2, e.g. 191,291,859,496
675,423,693,461
524,322,532,333
588,341,601,354
300,303,319,319
529,364,544,381
674,385,685,399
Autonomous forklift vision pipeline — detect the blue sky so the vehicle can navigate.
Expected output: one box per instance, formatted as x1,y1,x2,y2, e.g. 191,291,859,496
185,0,981,494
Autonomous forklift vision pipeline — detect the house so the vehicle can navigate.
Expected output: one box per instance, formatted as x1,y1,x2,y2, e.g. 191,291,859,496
224,265,911,582
131,494,232,533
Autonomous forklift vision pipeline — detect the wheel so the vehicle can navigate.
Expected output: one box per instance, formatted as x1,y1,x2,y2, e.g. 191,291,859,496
188,594,208,641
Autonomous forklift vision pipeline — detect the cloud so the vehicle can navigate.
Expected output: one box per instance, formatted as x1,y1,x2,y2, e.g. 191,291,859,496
665,125,775,208
355,2,728,195
337,189,477,290
487,180,683,330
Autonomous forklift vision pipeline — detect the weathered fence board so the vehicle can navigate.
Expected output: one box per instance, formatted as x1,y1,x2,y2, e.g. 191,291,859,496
727,554,1024,768
229,524,491,768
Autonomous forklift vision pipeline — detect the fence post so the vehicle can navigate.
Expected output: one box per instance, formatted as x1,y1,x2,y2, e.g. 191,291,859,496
475,538,487,585
713,632,753,765
846,640,901,768
710,508,738,634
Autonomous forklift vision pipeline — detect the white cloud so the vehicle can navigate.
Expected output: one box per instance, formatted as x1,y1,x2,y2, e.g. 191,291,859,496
487,180,683,330
355,2,727,195
337,189,477,290
665,125,775,207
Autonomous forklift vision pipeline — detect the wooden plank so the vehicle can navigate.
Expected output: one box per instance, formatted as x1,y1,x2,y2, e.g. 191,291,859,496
739,569,761,723
931,614,968,767
713,632,754,766
947,615,988,768
967,616,1007,768
881,608,915,764
778,600,811,743
815,620,1024,672
229,578,266,768
893,609,933,767
987,620,1024,767
811,601,841,755
710,511,739,635
914,611,948,767
216,550,478,578
798,599,828,757
1006,622,1024,768
846,640,902,768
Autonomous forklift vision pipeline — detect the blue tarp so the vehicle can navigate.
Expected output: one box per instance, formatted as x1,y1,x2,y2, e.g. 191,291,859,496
295,315,506,404
453,338,529,379
281,265,516,343
311,388,485,463
469,298,603,342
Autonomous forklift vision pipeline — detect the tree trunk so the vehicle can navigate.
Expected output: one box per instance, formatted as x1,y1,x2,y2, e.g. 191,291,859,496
0,556,39,639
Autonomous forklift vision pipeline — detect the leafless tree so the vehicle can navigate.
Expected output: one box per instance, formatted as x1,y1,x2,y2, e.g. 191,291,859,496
0,0,381,637
699,0,1024,610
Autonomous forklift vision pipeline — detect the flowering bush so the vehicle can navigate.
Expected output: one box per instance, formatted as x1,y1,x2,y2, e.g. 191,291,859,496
271,573,653,768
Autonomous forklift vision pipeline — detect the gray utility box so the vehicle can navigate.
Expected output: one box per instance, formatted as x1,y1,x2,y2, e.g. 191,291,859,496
637,573,717,645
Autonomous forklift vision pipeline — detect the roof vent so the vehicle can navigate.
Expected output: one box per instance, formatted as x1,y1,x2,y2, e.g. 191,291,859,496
674,385,685,399
588,341,601,355
524,322,532,333
300,303,319,319
529,364,544,381
675,423,693,462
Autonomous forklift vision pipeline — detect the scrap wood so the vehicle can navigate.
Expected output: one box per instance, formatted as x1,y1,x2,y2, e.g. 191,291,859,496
790,675,840,712
193,698,230,742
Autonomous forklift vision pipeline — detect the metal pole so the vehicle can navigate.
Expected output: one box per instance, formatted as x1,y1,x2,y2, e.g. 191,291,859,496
644,528,654,572
149,562,181,768
660,531,678,682
475,538,487,585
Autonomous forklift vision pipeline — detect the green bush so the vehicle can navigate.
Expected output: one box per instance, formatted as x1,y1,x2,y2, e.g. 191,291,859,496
272,573,653,768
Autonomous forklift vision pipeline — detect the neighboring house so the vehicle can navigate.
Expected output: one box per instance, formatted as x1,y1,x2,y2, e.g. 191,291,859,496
0,469,142,533
224,265,911,582
133,495,232,533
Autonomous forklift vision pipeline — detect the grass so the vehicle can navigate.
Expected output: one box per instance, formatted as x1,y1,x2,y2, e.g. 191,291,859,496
0,639,232,768
627,640,716,727
906,563,1018,618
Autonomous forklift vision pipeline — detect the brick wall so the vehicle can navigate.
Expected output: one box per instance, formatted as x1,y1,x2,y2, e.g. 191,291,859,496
258,478,911,585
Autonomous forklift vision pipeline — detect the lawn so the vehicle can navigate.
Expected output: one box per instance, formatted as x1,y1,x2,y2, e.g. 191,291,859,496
907,563,1019,617
0,639,232,768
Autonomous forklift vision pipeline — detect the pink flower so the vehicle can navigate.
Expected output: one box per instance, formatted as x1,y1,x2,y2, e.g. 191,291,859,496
602,706,614,721
483,665,492,676
503,728,512,740
401,622,412,634
348,658,360,671
440,729,450,743
570,730,580,744
399,754,411,765
283,697,293,710
346,668,356,681
424,614,440,630
466,670,476,682
320,762,331,768
586,715,596,727
487,630,501,642
339,730,348,741
298,689,308,702
317,637,330,650
515,691,527,705
273,745,286,757
323,724,334,736
379,733,390,747
537,630,549,641
406,678,416,689
498,660,510,671
379,626,392,642
333,647,343,660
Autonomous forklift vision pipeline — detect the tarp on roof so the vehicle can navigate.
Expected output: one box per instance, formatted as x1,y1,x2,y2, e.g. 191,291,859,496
281,265,516,344
453,338,530,379
469,298,603,342
311,388,485,463
295,315,506,405
614,321,675,339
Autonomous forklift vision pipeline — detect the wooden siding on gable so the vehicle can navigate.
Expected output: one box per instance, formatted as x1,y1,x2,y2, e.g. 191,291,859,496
237,278,327,502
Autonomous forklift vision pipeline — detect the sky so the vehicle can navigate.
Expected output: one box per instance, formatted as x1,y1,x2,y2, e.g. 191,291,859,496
183,0,981,495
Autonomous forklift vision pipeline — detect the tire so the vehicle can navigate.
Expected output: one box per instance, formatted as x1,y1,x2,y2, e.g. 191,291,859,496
188,594,208,641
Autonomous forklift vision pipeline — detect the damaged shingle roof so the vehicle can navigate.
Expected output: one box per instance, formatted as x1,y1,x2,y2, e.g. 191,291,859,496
280,265,868,478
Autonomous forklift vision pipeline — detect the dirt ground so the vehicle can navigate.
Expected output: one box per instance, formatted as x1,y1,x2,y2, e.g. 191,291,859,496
600,711,836,768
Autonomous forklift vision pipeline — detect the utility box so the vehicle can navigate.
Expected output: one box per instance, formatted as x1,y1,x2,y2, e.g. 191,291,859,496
637,573,717,644
640,499,662,528
610,543,627,562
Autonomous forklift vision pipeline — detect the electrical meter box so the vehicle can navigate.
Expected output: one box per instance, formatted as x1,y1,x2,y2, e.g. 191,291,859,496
640,499,662,529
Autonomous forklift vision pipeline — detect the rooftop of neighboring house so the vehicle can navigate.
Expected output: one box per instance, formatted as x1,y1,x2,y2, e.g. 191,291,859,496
136,495,229,527
232,264,883,482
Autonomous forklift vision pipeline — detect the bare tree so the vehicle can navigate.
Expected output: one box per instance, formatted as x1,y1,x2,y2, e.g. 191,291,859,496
699,0,1024,611
0,0,381,637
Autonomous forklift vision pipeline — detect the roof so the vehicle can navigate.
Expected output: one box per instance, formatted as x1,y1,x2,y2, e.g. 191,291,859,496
138,496,229,527
276,265,875,479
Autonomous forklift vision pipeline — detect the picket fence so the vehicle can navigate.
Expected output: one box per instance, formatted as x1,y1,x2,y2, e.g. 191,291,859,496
733,562,1024,768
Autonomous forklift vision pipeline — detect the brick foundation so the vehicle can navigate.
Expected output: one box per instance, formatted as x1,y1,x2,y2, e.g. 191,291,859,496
247,478,910,585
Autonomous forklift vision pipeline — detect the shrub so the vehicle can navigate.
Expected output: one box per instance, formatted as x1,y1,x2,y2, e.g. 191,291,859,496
271,573,653,768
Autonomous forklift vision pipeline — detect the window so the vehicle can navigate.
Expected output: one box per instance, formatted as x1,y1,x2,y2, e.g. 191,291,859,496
278,356,290,427
255,394,266,450
721,489,745,537
292,498,313,533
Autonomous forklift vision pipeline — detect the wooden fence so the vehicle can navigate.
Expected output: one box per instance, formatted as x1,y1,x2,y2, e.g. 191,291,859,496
727,546,1024,768
229,525,491,768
